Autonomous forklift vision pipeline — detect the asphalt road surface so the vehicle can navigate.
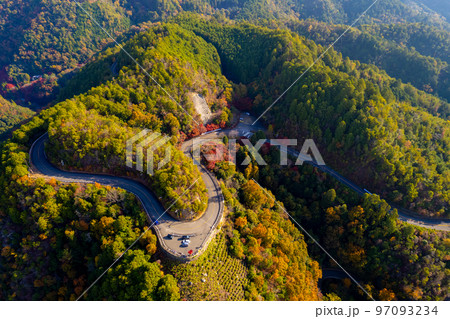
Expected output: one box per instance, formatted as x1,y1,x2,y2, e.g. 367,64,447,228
29,133,223,260
321,268,349,280
284,147,450,232
206,114,450,232
29,112,448,263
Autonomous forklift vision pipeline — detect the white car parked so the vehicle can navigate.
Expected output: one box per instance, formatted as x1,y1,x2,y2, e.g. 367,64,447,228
181,239,190,247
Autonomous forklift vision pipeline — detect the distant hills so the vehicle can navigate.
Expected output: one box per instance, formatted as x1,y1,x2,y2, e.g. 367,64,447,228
167,0,450,28
0,0,132,105
0,0,448,107
288,20,450,102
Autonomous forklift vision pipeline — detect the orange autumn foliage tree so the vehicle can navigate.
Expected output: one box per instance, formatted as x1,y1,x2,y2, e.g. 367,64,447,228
224,179,321,300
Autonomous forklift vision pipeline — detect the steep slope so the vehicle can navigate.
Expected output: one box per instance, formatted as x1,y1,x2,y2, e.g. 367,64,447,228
0,96,34,138
246,143,449,300
164,0,450,29
0,20,323,300
1,0,448,98
0,0,131,84
25,23,229,220
176,15,450,217
0,0,132,106
286,20,450,102
289,0,448,28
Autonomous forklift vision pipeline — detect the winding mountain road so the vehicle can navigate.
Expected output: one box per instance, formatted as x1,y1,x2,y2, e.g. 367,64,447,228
29,133,224,260
318,268,350,289
284,147,450,232
210,113,450,232
28,112,448,263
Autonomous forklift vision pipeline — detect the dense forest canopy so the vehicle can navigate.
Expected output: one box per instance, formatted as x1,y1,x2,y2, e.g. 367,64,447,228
0,21,322,299
285,20,450,102
133,0,450,28
0,0,131,84
419,0,450,21
7,23,236,220
0,1,449,302
236,137,449,300
0,0,448,92
0,0,448,119
175,15,450,217
0,96,34,138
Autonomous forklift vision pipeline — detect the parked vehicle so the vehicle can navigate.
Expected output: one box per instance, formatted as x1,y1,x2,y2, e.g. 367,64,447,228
181,240,190,247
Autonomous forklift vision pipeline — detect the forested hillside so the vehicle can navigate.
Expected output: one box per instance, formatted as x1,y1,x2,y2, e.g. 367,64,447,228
152,0,450,29
236,139,449,300
359,23,450,65
286,20,450,102
0,0,130,84
8,23,235,220
288,0,449,28
0,21,322,300
0,96,34,138
166,159,323,300
0,22,215,299
176,15,450,217
1,0,448,96
0,0,133,106
0,3,449,302
1,0,448,120
0,177,180,300
0,128,322,300
219,178,322,300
